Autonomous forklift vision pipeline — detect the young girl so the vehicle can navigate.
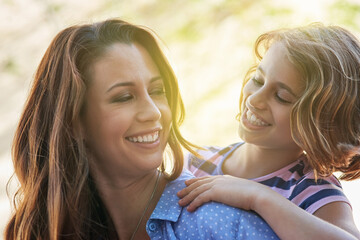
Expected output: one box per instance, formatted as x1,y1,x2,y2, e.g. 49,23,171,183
178,23,360,239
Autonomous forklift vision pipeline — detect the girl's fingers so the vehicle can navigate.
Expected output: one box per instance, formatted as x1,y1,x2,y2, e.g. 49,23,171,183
185,184,224,212
177,182,197,198
184,176,209,186
184,178,198,186
178,182,211,206
178,177,212,198
186,191,212,212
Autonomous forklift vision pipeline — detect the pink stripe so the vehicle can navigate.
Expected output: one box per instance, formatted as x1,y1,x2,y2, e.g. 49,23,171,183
268,184,298,198
190,150,222,177
254,159,303,182
291,185,321,206
306,196,351,214
304,171,341,187
210,154,223,165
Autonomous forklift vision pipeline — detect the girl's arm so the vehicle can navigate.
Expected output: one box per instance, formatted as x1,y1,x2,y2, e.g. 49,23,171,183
177,175,360,240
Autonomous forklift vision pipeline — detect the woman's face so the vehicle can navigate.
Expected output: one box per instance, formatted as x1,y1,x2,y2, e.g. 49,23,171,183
81,42,172,178
239,42,304,152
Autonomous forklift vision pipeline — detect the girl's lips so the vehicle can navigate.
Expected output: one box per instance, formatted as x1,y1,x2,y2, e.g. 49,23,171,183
245,109,270,126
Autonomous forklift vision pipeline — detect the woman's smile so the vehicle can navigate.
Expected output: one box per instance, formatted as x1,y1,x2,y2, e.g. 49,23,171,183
127,130,160,143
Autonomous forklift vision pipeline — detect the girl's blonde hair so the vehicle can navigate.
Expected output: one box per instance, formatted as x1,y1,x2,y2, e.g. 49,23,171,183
5,19,197,240
240,23,360,180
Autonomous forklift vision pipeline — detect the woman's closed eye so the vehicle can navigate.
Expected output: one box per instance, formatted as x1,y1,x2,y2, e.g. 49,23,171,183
112,93,133,103
110,87,165,104
149,85,166,96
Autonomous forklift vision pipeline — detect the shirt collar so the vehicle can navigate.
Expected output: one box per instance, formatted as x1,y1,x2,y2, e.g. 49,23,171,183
149,170,192,222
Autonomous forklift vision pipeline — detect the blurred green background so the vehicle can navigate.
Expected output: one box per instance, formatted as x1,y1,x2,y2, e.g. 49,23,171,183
1,0,359,237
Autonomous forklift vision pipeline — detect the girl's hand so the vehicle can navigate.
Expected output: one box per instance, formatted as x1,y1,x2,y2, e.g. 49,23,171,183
177,175,360,240
177,175,269,212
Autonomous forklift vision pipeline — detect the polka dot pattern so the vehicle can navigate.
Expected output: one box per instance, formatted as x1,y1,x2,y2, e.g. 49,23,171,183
147,170,279,239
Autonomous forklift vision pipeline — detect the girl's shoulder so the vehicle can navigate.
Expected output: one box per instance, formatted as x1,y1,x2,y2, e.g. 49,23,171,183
292,170,350,213
253,157,350,213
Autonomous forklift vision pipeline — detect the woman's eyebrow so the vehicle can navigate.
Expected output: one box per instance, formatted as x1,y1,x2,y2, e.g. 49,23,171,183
106,82,134,93
150,76,163,84
106,76,162,93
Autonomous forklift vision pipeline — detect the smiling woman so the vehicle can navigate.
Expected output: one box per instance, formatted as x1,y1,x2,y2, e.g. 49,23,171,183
4,18,280,240
81,42,172,178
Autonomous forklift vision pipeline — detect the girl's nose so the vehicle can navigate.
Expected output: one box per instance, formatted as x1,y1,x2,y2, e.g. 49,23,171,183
247,88,268,111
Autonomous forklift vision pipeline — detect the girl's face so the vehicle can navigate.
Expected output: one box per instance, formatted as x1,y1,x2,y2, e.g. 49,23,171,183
81,42,172,178
239,42,304,152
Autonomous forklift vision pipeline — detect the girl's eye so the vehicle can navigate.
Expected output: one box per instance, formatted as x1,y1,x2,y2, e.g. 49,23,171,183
112,94,133,103
250,76,293,104
275,93,292,104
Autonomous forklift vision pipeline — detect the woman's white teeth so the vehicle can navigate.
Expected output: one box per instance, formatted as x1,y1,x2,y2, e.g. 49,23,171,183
246,110,268,126
128,132,159,143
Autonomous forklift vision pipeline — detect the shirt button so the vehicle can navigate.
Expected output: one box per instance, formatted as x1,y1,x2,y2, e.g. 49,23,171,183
148,222,157,232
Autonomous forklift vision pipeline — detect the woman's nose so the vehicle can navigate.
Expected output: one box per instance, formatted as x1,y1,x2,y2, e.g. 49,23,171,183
137,95,162,122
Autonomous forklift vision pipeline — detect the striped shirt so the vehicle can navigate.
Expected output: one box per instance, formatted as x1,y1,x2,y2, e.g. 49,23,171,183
186,142,350,214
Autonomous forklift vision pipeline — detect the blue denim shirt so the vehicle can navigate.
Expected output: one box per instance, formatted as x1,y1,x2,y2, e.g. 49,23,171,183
146,170,279,239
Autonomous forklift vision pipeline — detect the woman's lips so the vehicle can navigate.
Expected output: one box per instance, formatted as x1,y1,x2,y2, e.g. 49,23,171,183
126,131,159,143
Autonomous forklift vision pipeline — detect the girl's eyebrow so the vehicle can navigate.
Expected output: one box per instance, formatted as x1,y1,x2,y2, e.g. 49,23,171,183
106,76,162,93
277,82,298,97
257,66,299,98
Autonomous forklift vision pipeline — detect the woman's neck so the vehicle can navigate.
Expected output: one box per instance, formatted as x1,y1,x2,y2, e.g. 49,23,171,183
223,142,303,179
93,170,167,240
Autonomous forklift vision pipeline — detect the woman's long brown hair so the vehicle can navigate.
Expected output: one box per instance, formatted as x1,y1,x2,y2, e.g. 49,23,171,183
5,19,198,240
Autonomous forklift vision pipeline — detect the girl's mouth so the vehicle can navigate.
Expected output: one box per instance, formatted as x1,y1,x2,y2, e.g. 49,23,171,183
246,110,270,126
